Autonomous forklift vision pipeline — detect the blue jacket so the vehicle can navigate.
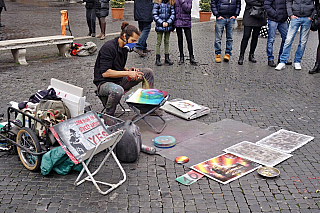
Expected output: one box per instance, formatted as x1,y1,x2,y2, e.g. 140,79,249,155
153,1,175,32
211,0,241,18
174,0,192,28
264,0,288,23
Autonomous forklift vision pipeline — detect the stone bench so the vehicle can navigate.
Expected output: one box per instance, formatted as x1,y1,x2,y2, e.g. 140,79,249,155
0,35,74,65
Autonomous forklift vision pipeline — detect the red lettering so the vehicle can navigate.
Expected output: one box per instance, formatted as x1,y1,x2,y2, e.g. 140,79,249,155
102,131,108,137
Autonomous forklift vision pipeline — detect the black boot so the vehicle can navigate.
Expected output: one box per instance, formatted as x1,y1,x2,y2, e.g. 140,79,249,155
155,54,162,66
309,62,320,74
165,54,174,65
178,54,184,65
190,55,198,65
238,55,244,65
249,54,257,63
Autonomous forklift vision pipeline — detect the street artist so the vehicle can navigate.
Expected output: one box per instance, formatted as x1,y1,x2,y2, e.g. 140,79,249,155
93,22,155,116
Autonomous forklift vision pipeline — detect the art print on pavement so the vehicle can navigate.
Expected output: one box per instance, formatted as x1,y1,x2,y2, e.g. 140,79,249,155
256,129,314,153
223,141,292,167
191,153,261,184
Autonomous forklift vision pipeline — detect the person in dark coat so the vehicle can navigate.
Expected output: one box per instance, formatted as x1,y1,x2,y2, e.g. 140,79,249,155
95,0,110,40
264,0,292,67
174,0,198,65
309,0,320,74
275,0,316,70
153,0,176,66
0,0,7,27
133,0,154,57
211,0,241,63
84,0,96,37
238,0,267,65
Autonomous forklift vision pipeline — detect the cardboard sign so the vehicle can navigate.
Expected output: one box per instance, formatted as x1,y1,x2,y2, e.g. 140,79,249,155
50,111,114,164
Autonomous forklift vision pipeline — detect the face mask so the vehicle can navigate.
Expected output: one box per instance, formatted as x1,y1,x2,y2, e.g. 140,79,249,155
123,42,136,52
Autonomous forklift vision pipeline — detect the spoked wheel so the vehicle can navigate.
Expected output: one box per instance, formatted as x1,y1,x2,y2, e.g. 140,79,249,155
16,127,42,171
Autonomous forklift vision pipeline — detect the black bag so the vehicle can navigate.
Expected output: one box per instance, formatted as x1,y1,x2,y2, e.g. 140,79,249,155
250,6,266,19
115,120,142,163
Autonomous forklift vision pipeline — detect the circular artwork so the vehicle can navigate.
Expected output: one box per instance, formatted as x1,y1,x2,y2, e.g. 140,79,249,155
154,135,176,148
175,156,189,164
140,89,163,100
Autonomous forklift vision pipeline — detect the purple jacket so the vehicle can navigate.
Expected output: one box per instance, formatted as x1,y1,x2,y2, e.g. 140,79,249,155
174,0,192,28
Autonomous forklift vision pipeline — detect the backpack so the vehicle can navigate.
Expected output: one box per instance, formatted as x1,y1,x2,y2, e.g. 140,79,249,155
34,99,71,144
115,120,142,163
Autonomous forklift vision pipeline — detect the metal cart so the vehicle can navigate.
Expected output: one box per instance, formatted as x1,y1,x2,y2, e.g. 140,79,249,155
0,107,51,171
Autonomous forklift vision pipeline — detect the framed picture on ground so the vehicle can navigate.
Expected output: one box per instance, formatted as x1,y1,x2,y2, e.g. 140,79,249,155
191,153,261,184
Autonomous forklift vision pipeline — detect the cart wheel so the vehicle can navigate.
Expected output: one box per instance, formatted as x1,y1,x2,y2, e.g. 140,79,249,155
16,127,42,171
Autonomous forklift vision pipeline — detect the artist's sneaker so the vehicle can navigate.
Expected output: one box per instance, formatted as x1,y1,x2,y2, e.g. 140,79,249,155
275,63,286,71
294,63,301,70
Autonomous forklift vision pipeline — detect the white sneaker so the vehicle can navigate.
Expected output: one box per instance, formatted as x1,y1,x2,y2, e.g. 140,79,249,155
275,63,286,70
294,63,301,70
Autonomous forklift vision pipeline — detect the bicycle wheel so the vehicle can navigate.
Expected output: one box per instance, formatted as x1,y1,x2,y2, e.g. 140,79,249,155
16,127,42,171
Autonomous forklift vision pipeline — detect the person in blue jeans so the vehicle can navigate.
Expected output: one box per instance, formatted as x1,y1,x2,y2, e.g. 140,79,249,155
133,0,154,57
211,0,241,63
275,0,316,70
264,0,292,67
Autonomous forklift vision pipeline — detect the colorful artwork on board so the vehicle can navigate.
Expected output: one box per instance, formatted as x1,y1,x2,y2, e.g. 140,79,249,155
191,153,261,184
126,88,167,105
256,129,314,153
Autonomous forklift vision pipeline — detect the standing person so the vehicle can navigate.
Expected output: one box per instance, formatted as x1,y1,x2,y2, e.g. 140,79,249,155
95,0,110,40
93,22,155,116
264,0,292,67
275,0,316,70
174,0,198,65
133,0,154,57
309,0,320,74
238,0,267,65
0,0,6,27
84,0,96,37
211,0,241,63
153,0,176,66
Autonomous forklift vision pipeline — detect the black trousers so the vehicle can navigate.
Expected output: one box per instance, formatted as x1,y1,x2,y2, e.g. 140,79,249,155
240,26,261,56
176,27,194,57
86,8,96,34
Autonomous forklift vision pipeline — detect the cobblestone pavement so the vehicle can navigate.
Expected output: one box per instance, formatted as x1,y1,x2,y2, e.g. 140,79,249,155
1,1,320,213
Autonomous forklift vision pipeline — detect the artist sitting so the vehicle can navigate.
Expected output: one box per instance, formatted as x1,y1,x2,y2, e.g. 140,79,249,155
93,22,155,116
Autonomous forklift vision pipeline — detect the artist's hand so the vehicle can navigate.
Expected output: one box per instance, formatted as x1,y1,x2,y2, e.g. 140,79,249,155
163,22,168,27
128,69,144,81
290,15,298,20
217,16,225,20
129,67,140,72
308,17,312,20
230,16,236,19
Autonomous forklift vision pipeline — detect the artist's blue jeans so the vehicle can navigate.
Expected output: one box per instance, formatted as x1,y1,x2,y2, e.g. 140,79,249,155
267,20,288,61
135,21,152,51
86,8,96,34
214,18,235,55
280,17,311,63
98,68,154,116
